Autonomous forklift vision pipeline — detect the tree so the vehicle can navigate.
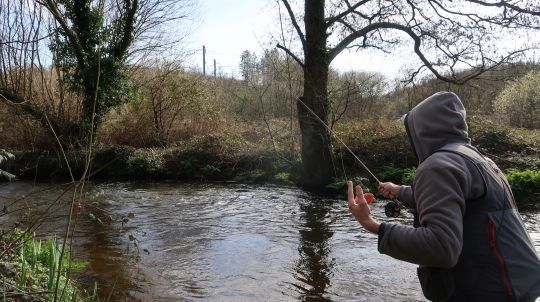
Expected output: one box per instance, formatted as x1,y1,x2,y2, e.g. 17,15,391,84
328,70,386,127
494,69,540,129
276,0,540,188
133,60,207,145
0,0,192,148
46,0,138,145
239,50,259,83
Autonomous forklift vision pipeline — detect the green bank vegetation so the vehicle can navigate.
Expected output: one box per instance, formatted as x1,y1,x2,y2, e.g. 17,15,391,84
0,229,97,302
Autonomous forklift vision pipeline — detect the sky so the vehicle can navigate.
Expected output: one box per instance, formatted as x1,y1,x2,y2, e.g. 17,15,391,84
183,0,409,79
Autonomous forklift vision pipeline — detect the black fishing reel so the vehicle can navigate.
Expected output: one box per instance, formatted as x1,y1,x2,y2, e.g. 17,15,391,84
384,200,402,218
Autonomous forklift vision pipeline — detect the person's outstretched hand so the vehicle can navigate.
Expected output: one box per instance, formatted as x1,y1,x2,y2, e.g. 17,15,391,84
348,181,380,234
378,182,400,199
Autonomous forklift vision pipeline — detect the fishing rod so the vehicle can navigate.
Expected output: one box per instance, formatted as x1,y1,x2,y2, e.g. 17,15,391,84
296,97,404,217
296,97,381,184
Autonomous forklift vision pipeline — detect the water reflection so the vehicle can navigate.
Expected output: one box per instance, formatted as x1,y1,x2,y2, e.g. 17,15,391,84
1,182,538,301
75,214,145,300
293,197,334,301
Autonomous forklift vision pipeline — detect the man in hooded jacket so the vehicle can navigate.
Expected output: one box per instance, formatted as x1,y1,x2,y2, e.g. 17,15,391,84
348,91,540,302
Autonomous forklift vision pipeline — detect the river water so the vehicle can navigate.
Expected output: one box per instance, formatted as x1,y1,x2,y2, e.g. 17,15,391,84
1,181,539,301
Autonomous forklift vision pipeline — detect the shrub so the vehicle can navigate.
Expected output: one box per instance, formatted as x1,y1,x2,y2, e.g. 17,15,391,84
377,165,405,183
127,152,164,177
468,116,530,156
232,169,268,183
334,119,415,170
274,172,291,184
92,146,134,178
505,169,540,205
326,176,371,193
201,164,221,178
494,70,540,129
401,167,416,185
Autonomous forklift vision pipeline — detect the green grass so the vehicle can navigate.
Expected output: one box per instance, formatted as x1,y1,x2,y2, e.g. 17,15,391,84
0,229,95,302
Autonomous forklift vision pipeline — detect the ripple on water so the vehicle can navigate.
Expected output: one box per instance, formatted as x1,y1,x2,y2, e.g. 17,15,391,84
0,181,538,301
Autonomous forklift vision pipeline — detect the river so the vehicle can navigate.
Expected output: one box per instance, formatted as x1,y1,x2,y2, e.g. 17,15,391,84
1,181,539,301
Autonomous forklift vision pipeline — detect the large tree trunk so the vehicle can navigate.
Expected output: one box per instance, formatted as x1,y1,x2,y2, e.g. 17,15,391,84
298,0,335,189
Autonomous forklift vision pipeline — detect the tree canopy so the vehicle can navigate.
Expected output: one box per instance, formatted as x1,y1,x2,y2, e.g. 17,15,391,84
0,0,193,148
275,0,540,187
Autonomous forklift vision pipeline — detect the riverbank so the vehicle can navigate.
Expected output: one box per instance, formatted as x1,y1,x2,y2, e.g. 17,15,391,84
1,116,539,204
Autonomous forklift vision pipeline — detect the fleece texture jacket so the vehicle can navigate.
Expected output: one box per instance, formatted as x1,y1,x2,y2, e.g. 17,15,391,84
377,91,540,301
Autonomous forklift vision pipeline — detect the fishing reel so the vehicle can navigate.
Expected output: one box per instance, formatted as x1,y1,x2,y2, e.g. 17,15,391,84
384,200,402,218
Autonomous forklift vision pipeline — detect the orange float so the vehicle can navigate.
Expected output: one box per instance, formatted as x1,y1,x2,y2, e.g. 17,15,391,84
364,193,376,204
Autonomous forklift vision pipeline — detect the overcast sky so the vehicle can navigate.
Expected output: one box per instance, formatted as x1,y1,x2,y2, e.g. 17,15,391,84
184,0,410,79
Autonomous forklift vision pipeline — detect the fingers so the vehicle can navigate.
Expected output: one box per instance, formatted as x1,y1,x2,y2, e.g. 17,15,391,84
378,182,390,191
378,182,398,199
355,185,365,204
378,184,390,198
378,183,386,197
348,183,375,228
347,181,355,207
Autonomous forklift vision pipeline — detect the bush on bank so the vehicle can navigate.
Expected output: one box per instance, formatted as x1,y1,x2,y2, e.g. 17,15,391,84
505,169,540,206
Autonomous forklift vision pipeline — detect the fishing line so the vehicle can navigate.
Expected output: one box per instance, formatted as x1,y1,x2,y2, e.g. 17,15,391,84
296,97,380,184
296,97,405,217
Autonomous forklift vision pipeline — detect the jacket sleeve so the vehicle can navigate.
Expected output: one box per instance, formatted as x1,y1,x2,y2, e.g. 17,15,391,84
398,185,415,209
378,153,472,268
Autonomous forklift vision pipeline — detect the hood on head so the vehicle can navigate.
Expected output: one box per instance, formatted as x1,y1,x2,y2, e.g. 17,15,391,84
404,91,470,163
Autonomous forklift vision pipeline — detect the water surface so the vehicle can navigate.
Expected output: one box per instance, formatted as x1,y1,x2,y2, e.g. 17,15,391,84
1,181,538,301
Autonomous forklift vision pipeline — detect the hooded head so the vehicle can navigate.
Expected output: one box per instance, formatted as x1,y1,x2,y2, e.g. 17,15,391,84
404,91,470,163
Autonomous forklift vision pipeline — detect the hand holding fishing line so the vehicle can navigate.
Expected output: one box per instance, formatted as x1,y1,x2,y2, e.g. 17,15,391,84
348,181,380,234
378,182,400,199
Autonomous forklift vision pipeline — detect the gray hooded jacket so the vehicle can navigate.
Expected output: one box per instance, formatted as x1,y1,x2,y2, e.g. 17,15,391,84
377,92,540,301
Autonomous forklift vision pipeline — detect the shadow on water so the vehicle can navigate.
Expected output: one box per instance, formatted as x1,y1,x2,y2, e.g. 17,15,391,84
293,197,334,302
76,218,143,300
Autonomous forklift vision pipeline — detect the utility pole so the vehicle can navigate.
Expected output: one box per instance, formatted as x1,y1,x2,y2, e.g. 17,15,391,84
203,45,206,75
213,59,216,77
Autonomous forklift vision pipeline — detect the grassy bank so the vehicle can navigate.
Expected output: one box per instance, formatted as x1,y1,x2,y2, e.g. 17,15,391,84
0,229,93,302
1,116,538,205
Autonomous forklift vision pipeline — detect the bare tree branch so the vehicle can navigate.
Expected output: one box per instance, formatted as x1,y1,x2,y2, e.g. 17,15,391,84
427,0,538,29
39,0,84,67
328,22,404,62
0,89,61,132
0,34,52,46
113,0,139,59
326,0,371,25
329,20,528,85
276,43,305,68
467,0,540,16
280,0,306,50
